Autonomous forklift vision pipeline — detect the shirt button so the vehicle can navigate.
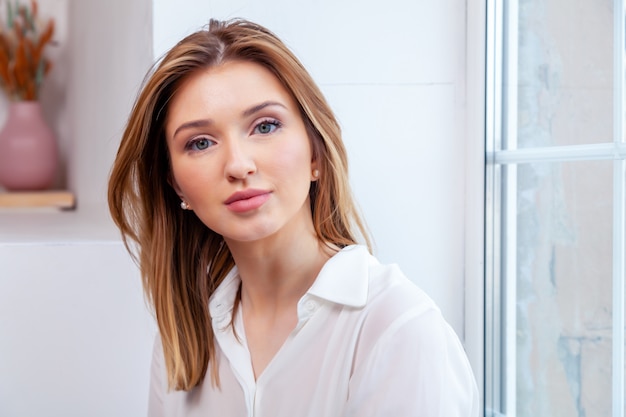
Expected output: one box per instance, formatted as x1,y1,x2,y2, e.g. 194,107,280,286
305,300,317,311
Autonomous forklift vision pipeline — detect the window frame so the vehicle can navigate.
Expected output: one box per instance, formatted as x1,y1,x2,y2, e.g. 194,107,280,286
464,0,488,414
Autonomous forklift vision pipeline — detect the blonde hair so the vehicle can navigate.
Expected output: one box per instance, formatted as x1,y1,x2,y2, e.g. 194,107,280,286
108,18,370,391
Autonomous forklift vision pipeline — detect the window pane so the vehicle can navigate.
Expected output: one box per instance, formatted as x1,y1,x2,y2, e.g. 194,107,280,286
512,1,613,149
513,160,613,416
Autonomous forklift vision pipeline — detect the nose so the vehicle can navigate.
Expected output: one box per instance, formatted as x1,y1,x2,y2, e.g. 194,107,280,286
223,138,256,181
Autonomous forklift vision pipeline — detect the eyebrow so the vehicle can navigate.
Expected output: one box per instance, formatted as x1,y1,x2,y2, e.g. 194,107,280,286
242,100,287,118
173,119,213,139
172,101,287,140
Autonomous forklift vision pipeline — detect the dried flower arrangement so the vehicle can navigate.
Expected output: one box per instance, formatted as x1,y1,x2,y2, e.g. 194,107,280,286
0,0,54,101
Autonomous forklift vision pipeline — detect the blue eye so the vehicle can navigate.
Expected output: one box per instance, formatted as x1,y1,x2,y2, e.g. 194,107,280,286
186,137,214,151
254,119,281,135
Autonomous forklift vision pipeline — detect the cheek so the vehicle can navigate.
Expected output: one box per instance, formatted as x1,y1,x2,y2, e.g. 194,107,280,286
271,136,313,177
170,158,216,198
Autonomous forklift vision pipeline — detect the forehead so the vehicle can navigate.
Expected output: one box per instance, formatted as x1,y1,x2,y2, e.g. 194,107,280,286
167,60,295,122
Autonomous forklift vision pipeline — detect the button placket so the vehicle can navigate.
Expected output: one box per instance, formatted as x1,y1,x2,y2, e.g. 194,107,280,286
305,300,317,312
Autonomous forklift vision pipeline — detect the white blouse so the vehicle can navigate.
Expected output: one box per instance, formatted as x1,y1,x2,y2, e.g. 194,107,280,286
147,245,479,417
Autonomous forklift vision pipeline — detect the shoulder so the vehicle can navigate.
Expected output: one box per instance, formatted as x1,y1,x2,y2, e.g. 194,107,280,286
312,244,459,359
353,249,461,365
367,255,437,309
310,245,436,311
363,250,442,331
345,251,479,416
317,244,443,325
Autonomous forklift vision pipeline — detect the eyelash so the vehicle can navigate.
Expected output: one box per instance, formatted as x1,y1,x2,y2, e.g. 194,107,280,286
185,136,215,152
253,118,282,135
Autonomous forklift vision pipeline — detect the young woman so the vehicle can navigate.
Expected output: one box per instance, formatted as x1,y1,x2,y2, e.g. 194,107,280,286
108,18,478,417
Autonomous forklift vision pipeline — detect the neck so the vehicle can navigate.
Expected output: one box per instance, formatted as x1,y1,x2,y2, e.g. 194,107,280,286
226,231,334,314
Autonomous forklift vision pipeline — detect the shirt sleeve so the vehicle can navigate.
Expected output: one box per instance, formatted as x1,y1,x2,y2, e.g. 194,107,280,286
147,335,166,417
344,307,479,417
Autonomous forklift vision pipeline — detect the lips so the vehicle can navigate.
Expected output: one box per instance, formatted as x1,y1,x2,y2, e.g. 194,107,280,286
224,189,271,213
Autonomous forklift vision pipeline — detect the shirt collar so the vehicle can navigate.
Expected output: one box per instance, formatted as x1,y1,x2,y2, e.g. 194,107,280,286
306,245,371,308
208,244,373,317
208,267,240,319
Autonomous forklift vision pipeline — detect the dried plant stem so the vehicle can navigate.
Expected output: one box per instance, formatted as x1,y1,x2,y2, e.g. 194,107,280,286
0,0,54,101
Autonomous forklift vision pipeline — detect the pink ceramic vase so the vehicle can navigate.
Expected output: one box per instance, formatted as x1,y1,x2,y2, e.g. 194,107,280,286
0,101,58,191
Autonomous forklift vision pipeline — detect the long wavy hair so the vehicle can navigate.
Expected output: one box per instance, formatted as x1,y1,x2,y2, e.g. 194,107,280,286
108,18,370,391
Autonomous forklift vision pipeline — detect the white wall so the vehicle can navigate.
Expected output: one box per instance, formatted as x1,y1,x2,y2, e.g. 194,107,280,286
68,0,153,206
0,243,154,417
0,1,473,416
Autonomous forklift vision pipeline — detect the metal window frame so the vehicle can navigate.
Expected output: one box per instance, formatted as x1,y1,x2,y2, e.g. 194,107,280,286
612,3,625,417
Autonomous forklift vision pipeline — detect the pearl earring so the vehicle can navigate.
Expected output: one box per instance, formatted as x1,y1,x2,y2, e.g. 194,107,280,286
180,201,190,210
312,169,320,179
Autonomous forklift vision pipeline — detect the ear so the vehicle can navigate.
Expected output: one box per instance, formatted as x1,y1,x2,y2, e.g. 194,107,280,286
168,172,185,199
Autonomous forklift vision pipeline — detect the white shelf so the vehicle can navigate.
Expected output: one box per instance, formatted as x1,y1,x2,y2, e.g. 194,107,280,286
0,202,122,245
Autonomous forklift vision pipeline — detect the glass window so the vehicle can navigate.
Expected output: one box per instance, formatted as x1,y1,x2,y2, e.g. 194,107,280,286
516,160,613,416
485,1,625,416
515,1,613,149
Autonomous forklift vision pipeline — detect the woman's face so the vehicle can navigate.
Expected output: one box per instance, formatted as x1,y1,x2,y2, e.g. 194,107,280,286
165,60,318,244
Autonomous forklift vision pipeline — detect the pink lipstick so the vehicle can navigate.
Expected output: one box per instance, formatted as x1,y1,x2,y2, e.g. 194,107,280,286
224,189,271,213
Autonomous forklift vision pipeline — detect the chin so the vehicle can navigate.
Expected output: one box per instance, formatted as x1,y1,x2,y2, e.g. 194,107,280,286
221,226,279,244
